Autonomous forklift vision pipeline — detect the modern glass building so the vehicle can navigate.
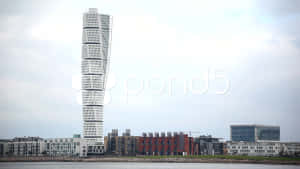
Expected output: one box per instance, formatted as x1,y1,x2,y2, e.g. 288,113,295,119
81,8,112,154
230,125,280,142
256,125,280,141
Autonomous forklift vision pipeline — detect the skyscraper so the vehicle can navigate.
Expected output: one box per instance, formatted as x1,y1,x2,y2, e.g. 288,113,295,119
82,8,112,154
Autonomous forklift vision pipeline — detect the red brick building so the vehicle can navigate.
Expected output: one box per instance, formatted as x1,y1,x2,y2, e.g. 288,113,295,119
138,132,193,155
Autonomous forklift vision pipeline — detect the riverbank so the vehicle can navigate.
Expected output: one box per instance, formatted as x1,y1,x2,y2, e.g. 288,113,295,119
1,155,300,165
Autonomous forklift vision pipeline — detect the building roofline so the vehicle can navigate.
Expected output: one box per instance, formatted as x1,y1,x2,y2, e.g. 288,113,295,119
230,124,280,128
83,8,112,17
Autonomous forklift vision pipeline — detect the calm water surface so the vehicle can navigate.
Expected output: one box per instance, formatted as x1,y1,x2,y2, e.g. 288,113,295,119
0,162,300,169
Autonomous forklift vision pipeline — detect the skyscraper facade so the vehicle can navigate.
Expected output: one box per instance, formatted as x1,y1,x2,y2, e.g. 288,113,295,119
82,8,112,154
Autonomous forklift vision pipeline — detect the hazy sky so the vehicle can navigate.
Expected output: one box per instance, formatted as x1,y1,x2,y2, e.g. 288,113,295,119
0,0,300,141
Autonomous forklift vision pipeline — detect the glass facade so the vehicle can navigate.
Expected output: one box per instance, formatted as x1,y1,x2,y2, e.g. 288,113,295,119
256,126,280,141
231,125,280,142
231,126,255,142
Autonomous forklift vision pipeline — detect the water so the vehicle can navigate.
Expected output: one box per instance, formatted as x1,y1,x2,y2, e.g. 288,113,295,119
0,162,300,169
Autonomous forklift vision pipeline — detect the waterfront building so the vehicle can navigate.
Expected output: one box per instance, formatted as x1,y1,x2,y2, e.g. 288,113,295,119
104,129,138,156
230,125,280,142
7,137,44,156
4,136,88,157
81,8,112,155
281,142,300,157
226,141,282,156
44,137,87,157
193,135,224,155
138,132,194,156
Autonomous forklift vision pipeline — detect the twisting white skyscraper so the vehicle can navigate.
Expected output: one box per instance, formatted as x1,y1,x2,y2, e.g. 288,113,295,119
82,8,112,154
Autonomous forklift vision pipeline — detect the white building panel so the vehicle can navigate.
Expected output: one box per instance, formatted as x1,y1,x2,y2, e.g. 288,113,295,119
82,90,105,105
82,75,104,90
82,44,108,60
81,60,105,75
82,29,110,46
83,106,104,121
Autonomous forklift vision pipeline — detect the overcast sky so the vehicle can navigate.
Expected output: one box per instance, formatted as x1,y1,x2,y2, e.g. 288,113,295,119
0,0,300,141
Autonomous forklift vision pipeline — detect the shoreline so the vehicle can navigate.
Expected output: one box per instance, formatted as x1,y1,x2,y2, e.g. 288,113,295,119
1,157,300,165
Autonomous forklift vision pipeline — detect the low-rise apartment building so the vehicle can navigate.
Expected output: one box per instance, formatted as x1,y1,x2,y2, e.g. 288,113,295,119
44,137,87,157
4,135,88,157
7,137,44,156
281,142,300,157
226,141,282,156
